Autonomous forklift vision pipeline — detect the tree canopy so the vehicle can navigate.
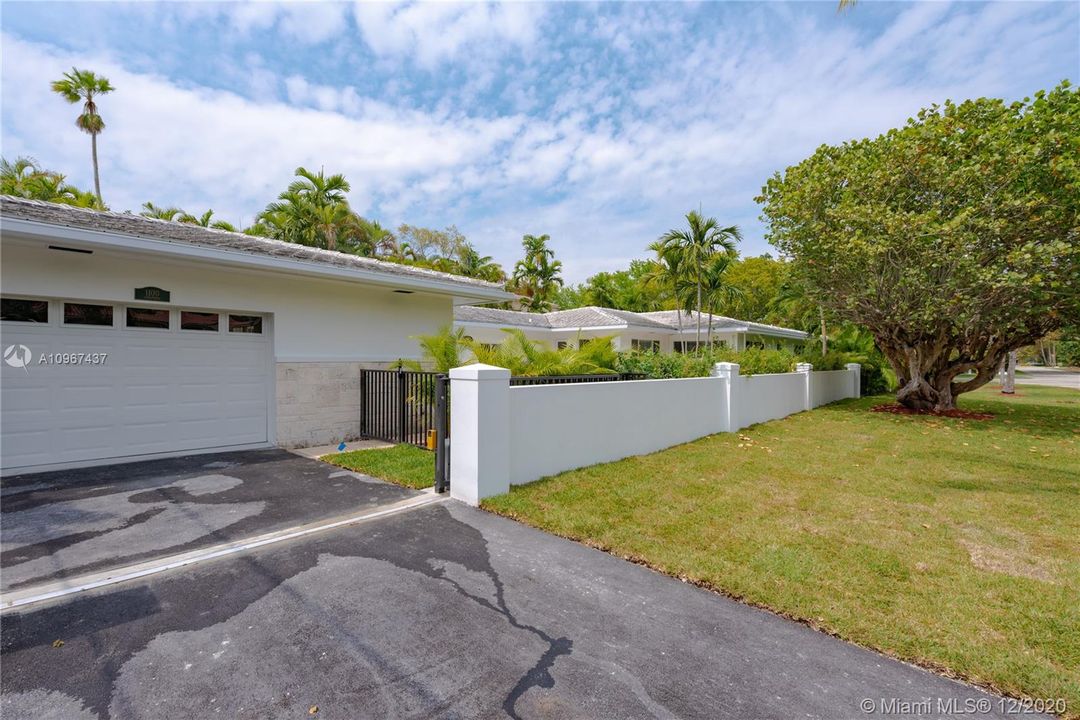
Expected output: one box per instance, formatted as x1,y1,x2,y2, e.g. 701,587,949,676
758,82,1080,410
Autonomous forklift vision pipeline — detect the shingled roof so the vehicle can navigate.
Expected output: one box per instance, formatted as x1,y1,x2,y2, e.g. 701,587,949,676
0,196,510,295
454,305,807,338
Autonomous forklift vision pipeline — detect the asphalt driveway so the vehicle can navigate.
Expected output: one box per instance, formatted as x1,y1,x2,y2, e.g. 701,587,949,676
1,500,1037,720
0,449,418,592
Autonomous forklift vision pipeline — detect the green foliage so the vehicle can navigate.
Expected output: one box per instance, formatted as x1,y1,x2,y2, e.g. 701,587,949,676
408,326,617,376
404,325,469,373
468,329,616,376
1,156,104,209
758,82,1080,410
510,234,563,312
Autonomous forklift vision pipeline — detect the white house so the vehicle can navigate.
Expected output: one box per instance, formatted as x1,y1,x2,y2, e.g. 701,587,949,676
0,197,515,474
454,305,807,353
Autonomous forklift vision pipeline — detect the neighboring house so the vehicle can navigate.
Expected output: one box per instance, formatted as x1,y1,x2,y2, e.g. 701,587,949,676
454,305,807,353
0,197,514,474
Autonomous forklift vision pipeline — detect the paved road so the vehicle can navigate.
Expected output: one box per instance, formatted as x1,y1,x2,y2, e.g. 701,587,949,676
0,449,416,591
1012,366,1080,390
2,501,1035,720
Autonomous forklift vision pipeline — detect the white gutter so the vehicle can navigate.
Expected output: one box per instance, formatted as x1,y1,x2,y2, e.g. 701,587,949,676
1,217,517,305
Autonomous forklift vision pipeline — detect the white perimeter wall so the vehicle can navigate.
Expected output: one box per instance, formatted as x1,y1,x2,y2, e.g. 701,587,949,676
450,362,862,504
2,241,451,362
735,372,806,429
812,370,854,408
508,377,726,485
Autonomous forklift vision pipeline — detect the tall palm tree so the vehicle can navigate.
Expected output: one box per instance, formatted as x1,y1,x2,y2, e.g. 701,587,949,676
51,68,114,204
511,234,563,312
308,203,353,252
644,240,688,336
700,254,742,348
657,211,741,347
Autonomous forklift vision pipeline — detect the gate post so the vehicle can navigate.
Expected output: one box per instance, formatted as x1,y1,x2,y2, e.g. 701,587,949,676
396,367,407,443
712,362,741,432
359,370,368,439
434,373,449,493
449,364,511,506
845,363,862,398
796,362,813,410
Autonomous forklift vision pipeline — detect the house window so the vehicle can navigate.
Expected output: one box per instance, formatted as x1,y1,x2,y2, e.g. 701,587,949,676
579,338,593,348
64,302,113,326
746,341,765,350
126,307,170,329
229,314,263,334
674,341,700,353
631,339,660,352
181,311,219,331
1,297,48,323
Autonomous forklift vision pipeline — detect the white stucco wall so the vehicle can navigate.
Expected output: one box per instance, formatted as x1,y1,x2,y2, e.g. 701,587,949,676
506,377,726,485
449,363,860,504
735,372,807,429
811,370,853,408
2,241,452,362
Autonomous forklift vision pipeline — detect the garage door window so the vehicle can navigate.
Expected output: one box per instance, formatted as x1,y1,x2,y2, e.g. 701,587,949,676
127,307,170,329
64,302,113,326
180,311,218,331
1,298,49,323
229,315,262,334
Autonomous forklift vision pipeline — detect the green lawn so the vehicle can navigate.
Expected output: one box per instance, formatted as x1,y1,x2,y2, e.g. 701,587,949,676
323,444,435,489
484,385,1080,714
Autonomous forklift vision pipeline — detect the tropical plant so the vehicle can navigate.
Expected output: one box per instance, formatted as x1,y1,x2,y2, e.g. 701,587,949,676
655,210,741,347
511,234,564,312
2,156,104,209
140,202,184,221
700,254,743,348
179,209,237,232
50,68,114,204
457,243,506,282
758,82,1080,411
468,329,616,376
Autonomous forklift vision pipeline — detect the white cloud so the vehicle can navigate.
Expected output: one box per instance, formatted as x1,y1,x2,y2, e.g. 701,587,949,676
351,1,546,68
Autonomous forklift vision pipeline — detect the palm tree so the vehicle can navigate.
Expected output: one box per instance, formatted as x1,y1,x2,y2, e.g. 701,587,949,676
511,234,563,312
178,209,237,232
458,243,505,282
288,166,349,207
140,202,184,221
700,254,742,348
51,68,114,204
657,211,741,348
2,156,104,209
308,203,353,252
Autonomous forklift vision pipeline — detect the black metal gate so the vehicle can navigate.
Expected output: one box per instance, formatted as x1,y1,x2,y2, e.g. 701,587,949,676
359,369,441,448
360,368,450,492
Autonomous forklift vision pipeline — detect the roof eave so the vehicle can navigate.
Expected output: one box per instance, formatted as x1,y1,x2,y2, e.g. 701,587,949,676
2,216,517,304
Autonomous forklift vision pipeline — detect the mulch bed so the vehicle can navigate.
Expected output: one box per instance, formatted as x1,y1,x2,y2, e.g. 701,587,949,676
871,404,995,420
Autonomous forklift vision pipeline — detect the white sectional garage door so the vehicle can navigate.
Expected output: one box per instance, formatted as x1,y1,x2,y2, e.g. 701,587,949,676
1,299,272,473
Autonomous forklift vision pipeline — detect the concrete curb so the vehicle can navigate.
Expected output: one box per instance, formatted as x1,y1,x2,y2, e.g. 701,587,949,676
1,491,447,613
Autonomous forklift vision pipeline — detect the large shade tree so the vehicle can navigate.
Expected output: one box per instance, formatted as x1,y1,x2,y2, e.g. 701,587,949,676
758,82,1079,411
51,68,114,205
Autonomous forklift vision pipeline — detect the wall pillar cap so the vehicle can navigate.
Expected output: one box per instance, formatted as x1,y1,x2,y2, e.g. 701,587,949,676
449,363,511,381
845,362,862,370
796,362,814,372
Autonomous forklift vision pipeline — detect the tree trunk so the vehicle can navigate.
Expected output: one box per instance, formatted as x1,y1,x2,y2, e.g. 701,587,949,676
695,277,702,352
91,132,102,205
819,306,827,356
1002,351,1017,394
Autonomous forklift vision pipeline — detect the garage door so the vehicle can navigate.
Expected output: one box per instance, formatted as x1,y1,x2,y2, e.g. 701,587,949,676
1,298,272,473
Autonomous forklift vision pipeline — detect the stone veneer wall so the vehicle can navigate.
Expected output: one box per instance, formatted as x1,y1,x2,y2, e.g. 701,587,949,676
275,362,393,448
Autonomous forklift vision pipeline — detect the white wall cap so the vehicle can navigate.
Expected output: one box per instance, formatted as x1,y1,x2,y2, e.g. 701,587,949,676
449,363,512,381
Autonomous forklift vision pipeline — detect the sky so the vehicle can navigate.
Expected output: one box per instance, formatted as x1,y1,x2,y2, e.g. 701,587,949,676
2,2,1077,283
